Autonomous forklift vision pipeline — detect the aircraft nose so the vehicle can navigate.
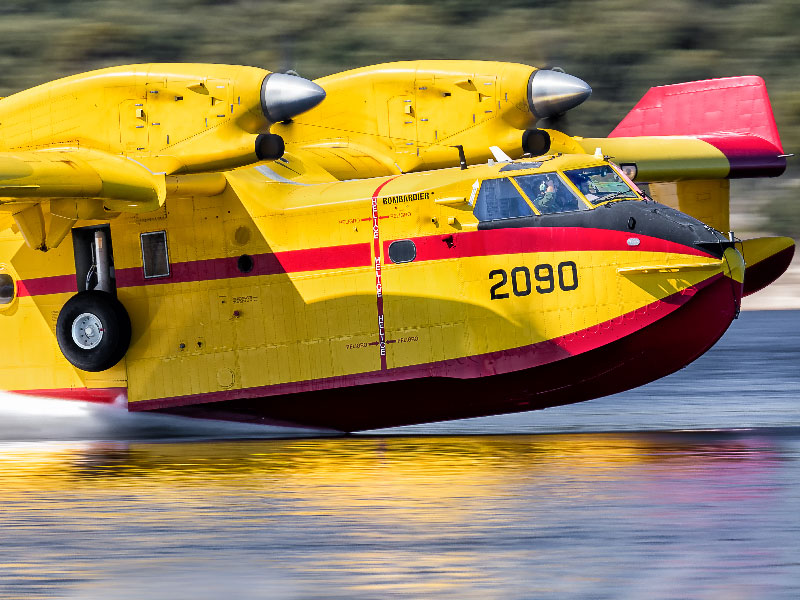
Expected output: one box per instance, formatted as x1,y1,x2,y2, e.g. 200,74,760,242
261,73,326,123
528,69,592,120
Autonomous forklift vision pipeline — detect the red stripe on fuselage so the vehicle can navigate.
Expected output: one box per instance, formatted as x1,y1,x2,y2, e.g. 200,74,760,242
17,243,372,297
384,227,714,263
115,242,373,288
16,274,77,297
16,227,711,298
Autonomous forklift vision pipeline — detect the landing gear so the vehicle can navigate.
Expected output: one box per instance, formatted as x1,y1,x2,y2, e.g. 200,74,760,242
56,290,131,372
57,226,131,372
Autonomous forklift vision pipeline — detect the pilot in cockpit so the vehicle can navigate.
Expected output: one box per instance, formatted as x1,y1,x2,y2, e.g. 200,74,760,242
537,177,557,212
571,173,599,203
537,175,582,213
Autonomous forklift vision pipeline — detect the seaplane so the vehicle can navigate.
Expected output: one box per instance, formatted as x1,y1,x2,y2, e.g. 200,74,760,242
0,60,793,431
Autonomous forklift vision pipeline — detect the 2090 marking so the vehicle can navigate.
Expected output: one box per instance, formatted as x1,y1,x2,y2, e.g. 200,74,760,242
489,261,578,299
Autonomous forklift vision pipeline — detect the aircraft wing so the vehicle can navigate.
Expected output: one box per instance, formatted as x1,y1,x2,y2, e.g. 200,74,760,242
0,147,166,250
0,147,166,209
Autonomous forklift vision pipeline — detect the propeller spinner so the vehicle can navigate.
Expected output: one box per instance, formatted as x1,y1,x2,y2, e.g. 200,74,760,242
528,69,592,120
261,72,326,123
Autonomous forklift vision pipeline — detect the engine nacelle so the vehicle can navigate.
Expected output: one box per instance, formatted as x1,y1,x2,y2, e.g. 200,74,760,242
0,64,325,175
275,60,588,175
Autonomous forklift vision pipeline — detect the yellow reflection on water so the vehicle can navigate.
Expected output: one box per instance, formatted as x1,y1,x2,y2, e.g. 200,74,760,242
0,432,785,599
0,433,777,494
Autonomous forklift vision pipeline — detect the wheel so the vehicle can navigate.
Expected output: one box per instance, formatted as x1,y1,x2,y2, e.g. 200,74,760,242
56,291,132,372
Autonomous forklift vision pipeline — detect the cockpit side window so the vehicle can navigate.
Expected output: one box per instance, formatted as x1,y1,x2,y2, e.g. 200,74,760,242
564,165,639,206
514,173,586,215
473,177,534,221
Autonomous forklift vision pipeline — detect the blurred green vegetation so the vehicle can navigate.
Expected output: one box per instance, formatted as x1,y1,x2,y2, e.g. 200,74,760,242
764,183,800,238
0,0,797,236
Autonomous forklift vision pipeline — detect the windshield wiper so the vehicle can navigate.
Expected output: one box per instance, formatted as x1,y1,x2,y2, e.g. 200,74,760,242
599,190,636,203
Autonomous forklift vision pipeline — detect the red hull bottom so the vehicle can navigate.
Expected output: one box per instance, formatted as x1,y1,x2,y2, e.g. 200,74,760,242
157,274,739,432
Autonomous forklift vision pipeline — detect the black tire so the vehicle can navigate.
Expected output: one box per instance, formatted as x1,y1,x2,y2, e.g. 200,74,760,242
56,291,132,372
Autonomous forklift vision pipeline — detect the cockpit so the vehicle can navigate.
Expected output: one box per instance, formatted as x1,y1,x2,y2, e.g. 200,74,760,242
473,163,641,222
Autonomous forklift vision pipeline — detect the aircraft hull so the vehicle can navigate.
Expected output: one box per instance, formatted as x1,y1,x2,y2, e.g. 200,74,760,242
5,204,743,432
134,265,740,431
8,257,740,432
2,159,746,431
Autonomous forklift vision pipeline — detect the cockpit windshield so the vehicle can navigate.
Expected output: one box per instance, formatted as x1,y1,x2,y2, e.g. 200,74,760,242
563,165,639,206
473,177,535,221
472,164,641,223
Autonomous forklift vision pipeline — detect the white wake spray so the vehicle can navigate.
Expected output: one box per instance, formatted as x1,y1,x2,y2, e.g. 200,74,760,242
0,391,326,441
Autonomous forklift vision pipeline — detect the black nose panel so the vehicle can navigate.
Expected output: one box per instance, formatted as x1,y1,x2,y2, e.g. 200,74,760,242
479,200,730,257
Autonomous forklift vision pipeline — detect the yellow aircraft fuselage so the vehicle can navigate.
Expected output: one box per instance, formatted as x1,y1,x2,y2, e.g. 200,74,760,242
0,61,790,431
1,154,745,430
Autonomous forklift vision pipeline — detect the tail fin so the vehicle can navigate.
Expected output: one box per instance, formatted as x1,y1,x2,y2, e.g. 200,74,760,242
609,76,786,178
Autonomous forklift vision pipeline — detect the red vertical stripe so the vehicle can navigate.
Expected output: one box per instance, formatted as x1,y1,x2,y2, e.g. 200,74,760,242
371,177,399,370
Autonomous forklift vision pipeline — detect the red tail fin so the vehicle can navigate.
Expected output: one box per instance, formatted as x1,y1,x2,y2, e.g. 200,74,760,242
610,77,785,178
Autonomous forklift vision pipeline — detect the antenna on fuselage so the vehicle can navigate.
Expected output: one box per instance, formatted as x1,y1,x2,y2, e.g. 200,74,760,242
489,146,513,163
452,145,467,170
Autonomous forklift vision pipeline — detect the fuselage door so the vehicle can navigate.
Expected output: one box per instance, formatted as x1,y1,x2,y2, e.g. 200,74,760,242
118,96,149,156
